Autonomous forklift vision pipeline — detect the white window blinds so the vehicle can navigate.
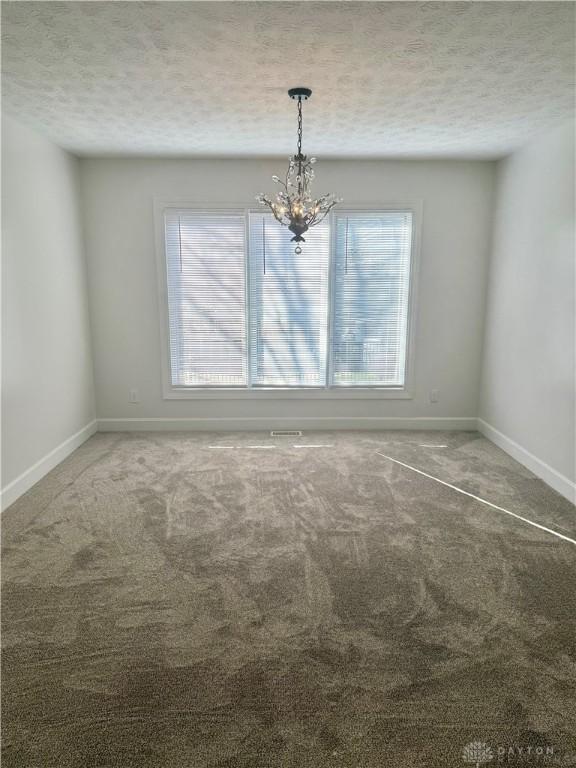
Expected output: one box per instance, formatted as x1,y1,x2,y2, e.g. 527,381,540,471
162,208,415,390
248,212,330,386
164,211,247,386
331,211,413,386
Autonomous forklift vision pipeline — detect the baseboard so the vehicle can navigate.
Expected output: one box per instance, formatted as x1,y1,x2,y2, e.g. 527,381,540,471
477,419,575,504
4,416,571,507
1,420,98,512
97,416,477,432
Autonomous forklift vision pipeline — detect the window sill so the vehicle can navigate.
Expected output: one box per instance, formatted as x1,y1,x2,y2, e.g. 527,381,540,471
163,387,413,401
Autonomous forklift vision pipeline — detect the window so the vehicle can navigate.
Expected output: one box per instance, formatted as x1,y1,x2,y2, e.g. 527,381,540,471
161,207,415,394
331,212,413,387
164,211,247,386
248,212,330,387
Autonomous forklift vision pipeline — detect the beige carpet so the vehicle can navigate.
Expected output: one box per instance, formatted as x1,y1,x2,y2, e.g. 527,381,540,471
2,430,576,767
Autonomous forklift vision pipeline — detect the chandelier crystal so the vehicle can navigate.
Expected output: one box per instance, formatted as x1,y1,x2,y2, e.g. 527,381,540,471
256,87,342,254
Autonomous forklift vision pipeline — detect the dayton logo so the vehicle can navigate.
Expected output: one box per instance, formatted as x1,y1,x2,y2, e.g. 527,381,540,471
463,741,494,767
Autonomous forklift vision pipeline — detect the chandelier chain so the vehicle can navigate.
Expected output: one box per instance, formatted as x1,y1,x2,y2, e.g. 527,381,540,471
297,97,303,157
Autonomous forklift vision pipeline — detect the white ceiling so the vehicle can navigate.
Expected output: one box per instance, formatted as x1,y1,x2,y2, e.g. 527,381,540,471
2,1,574,158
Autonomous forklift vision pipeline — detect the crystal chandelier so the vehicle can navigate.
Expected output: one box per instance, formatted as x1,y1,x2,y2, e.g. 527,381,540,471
256,87,342,254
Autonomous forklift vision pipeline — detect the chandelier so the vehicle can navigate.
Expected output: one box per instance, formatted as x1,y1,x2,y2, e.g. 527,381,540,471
256,87,342,254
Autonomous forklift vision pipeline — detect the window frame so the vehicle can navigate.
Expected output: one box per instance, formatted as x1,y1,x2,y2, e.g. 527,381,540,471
154,198,422,400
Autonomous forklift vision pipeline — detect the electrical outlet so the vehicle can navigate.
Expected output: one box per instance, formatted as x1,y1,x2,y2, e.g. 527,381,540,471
429,389,439,404
128,389,140,404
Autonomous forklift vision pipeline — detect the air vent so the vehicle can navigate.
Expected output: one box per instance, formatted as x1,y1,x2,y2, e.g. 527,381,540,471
270,430,303,437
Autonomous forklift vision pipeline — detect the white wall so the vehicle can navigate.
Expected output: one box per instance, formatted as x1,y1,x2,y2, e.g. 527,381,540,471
3,123,572,502
1,116,96,506
80,157,495,429
479,120,575,500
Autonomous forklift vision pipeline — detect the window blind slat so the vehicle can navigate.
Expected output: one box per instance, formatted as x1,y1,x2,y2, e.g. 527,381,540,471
248,213,330,387
331,212,413,387
165,212,247,386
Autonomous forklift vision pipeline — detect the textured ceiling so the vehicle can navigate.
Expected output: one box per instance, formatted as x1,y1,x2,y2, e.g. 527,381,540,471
2,1,574,158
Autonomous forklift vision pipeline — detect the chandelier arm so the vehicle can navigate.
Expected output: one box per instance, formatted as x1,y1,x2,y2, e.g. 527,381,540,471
262,199,285,225
311,202,338,227
310,208,325,226
305,210,318,227
270,206,285,225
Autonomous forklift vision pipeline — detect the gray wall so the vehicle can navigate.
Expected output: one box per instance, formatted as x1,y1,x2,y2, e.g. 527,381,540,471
80,157,495,427
480,120,575,489
1,116,95,493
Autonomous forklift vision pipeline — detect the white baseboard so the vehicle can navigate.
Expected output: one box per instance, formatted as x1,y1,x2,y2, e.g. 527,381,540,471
1,420,98,512
3,417,572,508
97,416,477,432
477,419,575,504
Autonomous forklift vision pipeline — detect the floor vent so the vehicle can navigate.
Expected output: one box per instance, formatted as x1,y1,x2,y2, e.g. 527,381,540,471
270,430,303,437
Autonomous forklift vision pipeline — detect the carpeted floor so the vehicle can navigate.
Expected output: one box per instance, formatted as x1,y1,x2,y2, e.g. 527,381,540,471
2,430,575,767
